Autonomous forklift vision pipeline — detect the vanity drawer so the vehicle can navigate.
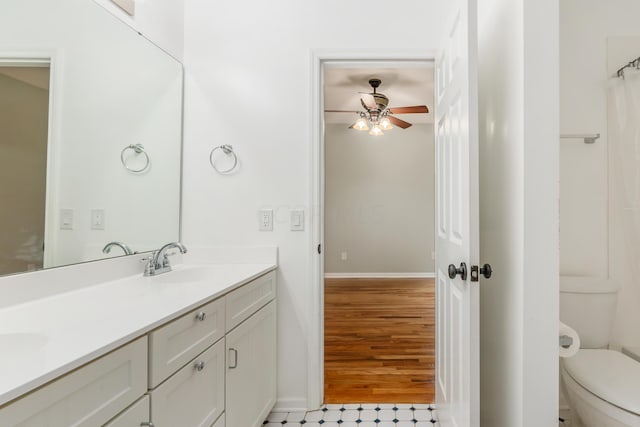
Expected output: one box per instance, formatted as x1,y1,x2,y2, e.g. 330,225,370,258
104,395,150,427
148,297,225,388
149,339,225,427
0,336,147,427
226,270,276,332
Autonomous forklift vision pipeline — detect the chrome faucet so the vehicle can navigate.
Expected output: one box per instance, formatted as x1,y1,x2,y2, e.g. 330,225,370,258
102,241,133,255
143,242,187,276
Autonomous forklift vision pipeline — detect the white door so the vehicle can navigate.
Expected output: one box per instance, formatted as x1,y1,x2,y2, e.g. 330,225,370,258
434,0,479,426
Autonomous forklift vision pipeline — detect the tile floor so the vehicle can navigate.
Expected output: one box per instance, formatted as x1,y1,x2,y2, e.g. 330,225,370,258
263,403,439,426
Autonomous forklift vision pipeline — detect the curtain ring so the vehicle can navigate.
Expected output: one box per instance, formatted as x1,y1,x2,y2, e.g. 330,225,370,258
121,144,150,173
210,145,238,174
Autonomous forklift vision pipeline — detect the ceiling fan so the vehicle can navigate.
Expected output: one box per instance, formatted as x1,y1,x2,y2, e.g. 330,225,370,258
325,78,429,135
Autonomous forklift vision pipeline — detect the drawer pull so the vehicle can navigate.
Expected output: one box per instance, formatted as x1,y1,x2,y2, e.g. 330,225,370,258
194,361,205,372
141,423,155,427
229,348,238,369
195,311,206,321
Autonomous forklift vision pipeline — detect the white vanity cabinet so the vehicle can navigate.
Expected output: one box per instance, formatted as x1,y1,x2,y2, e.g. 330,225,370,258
224,270,277,427
0,268,277,427
226,300,277,427
0,337,148,427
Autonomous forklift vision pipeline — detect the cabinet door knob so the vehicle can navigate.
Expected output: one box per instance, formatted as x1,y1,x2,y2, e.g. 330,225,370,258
195,311,206,321
229,348,238,369
194,361,205,371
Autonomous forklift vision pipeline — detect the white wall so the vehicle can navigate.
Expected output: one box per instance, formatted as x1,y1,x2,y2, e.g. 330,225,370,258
560,0,640,353
324,123,435,275
182,0,450,409
478,0,559,425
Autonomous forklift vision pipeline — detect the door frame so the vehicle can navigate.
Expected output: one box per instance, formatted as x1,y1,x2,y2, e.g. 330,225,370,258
309,49,438,409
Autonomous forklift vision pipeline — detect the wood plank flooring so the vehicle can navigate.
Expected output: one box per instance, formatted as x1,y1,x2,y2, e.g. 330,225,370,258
324,277,435,403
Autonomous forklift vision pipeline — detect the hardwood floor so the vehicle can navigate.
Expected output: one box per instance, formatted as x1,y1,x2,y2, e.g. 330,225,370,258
324,277,435,403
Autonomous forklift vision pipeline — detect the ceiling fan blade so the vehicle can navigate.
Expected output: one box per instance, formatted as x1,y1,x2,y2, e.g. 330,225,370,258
324,109,360,113
388,115,412,129
388,105,429,114
360,93,377,110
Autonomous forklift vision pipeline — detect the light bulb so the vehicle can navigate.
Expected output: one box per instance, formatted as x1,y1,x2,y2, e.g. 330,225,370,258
369,125,384,136
380,117,393,130
354,117,369,131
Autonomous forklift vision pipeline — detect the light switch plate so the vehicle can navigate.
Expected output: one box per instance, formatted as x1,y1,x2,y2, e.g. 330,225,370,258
60,209,74,230
291,209,304,231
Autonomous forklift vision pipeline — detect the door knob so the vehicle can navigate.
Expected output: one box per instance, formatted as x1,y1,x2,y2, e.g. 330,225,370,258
470,264,492,282
448,262,467,280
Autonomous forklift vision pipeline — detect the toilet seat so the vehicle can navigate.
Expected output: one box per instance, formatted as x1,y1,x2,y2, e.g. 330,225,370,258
564,349,640,415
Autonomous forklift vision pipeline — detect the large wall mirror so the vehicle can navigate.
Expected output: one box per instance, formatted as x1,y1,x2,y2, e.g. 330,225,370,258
0,0,182,276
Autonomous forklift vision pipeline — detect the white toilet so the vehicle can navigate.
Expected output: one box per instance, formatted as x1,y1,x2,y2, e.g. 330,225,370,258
560,276,640,427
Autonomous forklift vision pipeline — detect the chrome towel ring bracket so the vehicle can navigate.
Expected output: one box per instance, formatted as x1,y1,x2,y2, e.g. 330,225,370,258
121,143,150,173
210,144,238,174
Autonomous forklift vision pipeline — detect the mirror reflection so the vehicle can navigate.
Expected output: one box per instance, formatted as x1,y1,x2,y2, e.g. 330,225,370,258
0,0,183,276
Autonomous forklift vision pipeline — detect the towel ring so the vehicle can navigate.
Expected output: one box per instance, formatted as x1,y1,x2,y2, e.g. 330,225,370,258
210,145,238,174
121,144,150,173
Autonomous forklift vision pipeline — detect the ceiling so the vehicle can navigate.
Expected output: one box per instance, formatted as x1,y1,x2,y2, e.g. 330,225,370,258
323,64,434,125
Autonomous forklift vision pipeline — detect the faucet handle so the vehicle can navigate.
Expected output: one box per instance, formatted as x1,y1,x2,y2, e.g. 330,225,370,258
141,251,157,276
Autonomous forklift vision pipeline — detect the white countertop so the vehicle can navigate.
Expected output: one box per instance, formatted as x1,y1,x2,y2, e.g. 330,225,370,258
0,262,276,406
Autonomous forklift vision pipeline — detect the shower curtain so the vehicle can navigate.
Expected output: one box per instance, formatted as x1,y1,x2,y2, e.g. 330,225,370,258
609,68,640,286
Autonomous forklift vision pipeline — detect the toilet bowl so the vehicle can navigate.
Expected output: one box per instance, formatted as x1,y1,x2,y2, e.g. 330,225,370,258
560,276,640,427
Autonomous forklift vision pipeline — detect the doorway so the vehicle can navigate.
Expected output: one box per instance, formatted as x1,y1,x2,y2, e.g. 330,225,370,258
322,62,436,403
0,63,50,275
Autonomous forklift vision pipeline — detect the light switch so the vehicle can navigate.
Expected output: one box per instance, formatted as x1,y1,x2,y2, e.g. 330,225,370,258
91,209,105,230
60,209,74,230
291,209,304,231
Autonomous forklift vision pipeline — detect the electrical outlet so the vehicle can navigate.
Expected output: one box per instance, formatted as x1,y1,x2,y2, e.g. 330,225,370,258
259,209,273,231
341,251,348,261
431,251,436,260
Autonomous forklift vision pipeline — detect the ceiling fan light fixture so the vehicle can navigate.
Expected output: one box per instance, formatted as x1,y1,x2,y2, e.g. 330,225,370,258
380,117,393,130
354,117,369,131
369,125,384,136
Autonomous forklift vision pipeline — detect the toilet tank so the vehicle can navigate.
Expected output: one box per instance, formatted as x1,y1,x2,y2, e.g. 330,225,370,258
560,276,618,349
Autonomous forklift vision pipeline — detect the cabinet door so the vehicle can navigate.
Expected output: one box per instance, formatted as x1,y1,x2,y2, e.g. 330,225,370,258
226,300,277,427
149,339,225,427
0,337,147,427
104,395,150,427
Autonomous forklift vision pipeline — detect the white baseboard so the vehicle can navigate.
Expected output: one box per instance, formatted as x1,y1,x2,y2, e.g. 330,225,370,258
273,397,309,413
324,272,435,279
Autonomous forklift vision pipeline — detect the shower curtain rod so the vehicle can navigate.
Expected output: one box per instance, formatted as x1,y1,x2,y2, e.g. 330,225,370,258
560,134,600,144
616,56,640,78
